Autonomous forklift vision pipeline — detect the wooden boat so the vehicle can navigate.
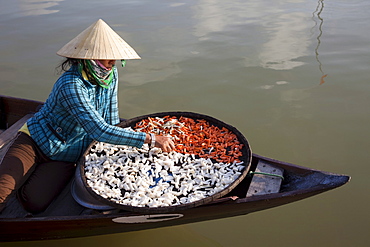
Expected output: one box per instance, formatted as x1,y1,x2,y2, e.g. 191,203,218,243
0,95,350,242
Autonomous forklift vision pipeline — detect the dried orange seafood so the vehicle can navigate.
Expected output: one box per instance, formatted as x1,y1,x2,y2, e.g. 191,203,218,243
134,116,244,164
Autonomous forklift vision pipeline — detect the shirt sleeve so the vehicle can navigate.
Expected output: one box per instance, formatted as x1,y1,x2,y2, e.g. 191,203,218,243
58,78,146,148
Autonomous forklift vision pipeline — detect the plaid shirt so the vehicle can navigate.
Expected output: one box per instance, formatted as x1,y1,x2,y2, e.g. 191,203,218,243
27,65,145,163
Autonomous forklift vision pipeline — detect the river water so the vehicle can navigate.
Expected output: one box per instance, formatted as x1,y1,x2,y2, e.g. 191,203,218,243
1,0,369,246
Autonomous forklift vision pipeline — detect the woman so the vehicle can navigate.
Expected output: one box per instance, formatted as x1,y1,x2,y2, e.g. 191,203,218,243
0,19,174,214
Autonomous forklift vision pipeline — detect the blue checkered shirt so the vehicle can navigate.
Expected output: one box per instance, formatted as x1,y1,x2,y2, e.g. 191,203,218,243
27,65,146,162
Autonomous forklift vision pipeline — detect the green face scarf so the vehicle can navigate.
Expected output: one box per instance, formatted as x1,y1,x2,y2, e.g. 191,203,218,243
84,60,114,88
78,60,126,88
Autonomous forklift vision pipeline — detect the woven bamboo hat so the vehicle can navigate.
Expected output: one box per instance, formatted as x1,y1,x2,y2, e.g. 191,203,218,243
56,19,141,60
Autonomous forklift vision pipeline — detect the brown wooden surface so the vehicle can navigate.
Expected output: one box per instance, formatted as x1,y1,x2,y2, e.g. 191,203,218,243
246,160,284,197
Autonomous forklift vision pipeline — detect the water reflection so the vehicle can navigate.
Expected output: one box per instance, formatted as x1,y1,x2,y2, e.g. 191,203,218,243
18,0,62,16
192,0,266,41
260,1,328,120
192,0,228,40
192,0,319,71
259,11,311,70
312,0,327,84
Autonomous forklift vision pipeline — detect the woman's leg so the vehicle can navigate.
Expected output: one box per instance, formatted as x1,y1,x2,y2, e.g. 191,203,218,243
18,161,75,213
0,133,41,212
0,132,75,214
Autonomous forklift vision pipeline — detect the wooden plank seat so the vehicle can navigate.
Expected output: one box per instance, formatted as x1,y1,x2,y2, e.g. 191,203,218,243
246,160,284,196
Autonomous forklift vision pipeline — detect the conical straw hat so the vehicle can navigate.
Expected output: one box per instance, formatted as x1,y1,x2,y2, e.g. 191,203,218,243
56,19,141,60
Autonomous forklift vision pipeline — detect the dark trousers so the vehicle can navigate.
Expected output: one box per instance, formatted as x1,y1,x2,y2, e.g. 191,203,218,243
0,132,75,213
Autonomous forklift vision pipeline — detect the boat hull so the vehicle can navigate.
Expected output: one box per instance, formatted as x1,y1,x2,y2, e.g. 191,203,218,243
0,154,349,242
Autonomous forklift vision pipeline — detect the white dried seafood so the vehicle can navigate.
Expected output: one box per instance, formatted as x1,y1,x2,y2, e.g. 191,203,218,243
84,140,245,208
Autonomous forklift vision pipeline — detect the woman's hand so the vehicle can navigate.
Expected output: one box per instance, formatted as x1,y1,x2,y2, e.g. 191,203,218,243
155,135,175,152
145,134,175,152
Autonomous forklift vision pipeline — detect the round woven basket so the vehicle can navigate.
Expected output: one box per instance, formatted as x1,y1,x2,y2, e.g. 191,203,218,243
78,112,252,213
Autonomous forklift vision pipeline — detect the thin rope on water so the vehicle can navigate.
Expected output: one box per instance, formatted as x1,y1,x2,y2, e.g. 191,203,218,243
248,171,284,180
